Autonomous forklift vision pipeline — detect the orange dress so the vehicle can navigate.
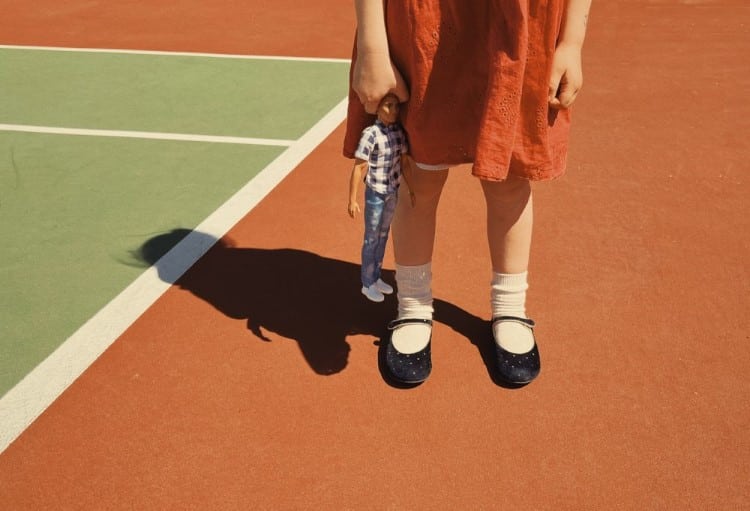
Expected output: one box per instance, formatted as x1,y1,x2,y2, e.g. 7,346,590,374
344,1,571,182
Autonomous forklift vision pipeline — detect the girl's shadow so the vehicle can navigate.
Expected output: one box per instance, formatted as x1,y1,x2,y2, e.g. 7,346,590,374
135,229,500,383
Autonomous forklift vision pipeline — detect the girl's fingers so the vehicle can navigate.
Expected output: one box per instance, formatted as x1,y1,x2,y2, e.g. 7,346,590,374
558,87,579,108
354,86,384,113
548,68,563,103
392,65,410,103
364,100,380,114
552,72,582,109
548,44,583,109
549,88,579,109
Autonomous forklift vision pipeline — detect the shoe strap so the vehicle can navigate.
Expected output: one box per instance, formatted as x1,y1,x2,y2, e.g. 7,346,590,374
388,318,433,330
491,316,535,329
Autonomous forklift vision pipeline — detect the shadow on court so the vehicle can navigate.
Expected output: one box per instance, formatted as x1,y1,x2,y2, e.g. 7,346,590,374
133,229,497,382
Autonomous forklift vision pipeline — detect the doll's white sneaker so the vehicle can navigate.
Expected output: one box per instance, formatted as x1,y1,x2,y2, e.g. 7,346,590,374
361,284,385,303
374,278,394,295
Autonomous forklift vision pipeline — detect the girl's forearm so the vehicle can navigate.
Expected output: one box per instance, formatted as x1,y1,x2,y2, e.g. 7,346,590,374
559,0,592,48
354,0,389,54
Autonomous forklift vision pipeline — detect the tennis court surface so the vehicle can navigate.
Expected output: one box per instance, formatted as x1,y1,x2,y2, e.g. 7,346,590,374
1,1,748,509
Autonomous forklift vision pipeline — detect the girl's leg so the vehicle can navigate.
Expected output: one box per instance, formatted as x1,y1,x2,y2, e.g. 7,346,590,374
392,168,449,265
481,177,536,354
389,168,448,353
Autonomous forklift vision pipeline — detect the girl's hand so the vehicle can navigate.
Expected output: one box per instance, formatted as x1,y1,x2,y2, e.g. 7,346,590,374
352,50,409,114
548,42,583,110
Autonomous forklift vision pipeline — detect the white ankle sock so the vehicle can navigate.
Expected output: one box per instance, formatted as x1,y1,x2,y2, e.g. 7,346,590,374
491,271,535,354
392,262,433,354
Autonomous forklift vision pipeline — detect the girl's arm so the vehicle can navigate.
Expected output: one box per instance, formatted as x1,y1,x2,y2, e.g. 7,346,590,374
549,0,592,109
353,0,409,114
559,0,592,48
348,159,368,218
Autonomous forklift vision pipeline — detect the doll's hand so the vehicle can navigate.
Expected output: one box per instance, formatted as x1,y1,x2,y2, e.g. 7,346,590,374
548,42,583,110
353,50,409,114
348,201,361,218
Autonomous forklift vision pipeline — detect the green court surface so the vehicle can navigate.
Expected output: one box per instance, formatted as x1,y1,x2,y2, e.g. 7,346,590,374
0,48,349,396
0,48,347,138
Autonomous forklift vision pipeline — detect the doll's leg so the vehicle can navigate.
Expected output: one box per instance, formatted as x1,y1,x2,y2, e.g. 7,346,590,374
389,168,448,354
481,177,536,354
361,187,388,301
371,191,398,291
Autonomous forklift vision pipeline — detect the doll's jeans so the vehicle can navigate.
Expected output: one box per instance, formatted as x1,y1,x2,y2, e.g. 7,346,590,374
361,186,397,288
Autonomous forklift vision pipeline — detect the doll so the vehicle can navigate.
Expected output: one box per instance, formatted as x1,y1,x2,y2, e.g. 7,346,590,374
348,93,415,302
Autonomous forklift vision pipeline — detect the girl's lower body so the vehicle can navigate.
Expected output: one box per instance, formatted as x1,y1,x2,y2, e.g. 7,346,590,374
386,165,540,385
344,2,570,384
360,186,398,303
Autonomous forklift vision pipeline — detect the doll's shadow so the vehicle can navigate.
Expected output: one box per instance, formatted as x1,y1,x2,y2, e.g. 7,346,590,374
134,229,501,384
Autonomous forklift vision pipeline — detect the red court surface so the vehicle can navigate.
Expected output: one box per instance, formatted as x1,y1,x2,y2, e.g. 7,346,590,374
1,0,354,59
1,1,748,509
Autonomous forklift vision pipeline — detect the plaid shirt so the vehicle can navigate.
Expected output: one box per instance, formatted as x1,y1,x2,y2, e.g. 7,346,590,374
354,120,408,195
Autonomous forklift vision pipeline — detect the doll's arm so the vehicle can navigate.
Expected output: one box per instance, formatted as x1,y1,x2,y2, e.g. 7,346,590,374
400,154,417,207
353,0,409,114
348,159,368,218
549,0,592,109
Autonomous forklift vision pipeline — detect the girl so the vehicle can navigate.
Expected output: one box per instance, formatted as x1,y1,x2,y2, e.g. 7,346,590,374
344,1,591,385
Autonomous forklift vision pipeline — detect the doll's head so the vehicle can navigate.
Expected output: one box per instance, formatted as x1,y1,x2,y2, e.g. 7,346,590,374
376,94,400,126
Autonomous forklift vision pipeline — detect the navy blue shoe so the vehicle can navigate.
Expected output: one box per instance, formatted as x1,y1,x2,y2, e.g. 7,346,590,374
386,318,433,384
492,316,541,385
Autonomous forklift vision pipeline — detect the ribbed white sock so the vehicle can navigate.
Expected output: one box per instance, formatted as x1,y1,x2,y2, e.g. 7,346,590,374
392,262,433,354
491,271,535,354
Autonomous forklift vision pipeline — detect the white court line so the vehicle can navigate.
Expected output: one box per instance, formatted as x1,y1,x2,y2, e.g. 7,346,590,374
0,124,295,146
0,44,350,64
0,96,349,454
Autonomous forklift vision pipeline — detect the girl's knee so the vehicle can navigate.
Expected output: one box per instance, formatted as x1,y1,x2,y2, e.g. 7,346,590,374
481,176,531,207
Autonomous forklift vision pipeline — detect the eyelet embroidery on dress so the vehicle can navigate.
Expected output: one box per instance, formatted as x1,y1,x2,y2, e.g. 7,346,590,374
536,105,547,129
497,89,520,126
